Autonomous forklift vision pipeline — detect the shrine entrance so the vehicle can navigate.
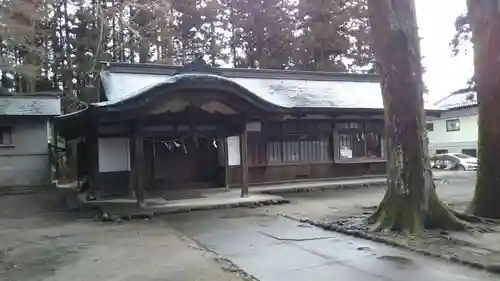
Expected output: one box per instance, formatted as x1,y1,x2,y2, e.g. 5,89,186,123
125,86,280,202
149,136,221,191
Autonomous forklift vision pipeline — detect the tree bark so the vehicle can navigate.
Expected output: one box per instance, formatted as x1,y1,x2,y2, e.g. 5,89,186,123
136,7,150,63
367,0,466,232
467,0,500,218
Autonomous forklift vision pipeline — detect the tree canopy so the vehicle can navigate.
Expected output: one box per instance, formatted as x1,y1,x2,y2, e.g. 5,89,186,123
451,11,474,90
0,0,376,109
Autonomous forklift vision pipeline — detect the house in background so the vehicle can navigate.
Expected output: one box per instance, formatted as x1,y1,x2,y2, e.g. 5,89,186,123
54,59,441,200
0,93,61,189
427,89,478,157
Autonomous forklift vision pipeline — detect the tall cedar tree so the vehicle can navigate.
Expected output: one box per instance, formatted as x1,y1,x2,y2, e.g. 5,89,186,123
1,0,376,99
171,0,204,64
294,0,372,71
467,0,500,218
230,0,295,69
0,0,44,92
367,0,468,232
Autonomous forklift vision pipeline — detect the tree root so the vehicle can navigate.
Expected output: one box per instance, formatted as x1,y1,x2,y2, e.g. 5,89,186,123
369,192,426,233
366,168,498,234
425,190,470,231
368,191,389,225
450,210,500,225
368,190,478,233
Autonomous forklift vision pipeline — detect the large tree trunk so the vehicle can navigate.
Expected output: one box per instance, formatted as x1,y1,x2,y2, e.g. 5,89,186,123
467,1,500,218
367,0,465,232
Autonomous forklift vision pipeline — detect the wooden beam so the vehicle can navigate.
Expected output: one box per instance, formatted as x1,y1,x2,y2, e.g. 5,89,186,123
239,125,249,197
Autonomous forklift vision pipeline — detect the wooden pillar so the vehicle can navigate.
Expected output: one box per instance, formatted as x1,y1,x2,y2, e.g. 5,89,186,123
218,136,230,192
128,135,136,198
239,125,249,197
54,131,60,180
86,123,99,198
134,135,146,207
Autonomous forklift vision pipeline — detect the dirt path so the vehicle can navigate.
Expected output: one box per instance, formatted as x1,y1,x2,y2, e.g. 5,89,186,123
0,191,246,281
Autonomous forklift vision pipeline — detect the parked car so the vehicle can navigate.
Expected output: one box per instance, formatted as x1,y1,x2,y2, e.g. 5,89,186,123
430,153,477,171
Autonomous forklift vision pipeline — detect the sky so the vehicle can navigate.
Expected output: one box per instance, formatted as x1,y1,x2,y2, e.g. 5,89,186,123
415,0,473,102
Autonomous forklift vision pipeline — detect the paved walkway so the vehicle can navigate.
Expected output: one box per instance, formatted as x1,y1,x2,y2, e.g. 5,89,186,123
165,207,499,281
0,192,246,281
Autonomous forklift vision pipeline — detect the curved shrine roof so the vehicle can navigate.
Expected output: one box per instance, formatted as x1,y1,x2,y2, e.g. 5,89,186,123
55,60,441,124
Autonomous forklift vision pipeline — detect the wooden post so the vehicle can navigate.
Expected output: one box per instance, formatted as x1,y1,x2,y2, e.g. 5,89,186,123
218,136,230,192
239,125,249,197
128,135,136,198
134,135,146,207
54,131,60,180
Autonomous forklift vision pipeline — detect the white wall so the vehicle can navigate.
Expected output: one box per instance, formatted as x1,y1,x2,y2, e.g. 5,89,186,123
98,138,130,172
427,107,478,154
428,115,477,144
0,119,51,187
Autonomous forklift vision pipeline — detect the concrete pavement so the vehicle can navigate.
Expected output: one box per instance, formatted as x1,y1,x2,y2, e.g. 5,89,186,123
0,191,248,281
0,171,481,281
165,203,498,281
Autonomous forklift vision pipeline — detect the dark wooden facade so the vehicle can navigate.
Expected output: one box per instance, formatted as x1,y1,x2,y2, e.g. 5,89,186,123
54,59,440,200
62,117,387,199
228,118,387,185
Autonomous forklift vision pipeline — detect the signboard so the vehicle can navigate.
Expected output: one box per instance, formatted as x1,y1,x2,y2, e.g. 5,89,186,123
0,97,61,116
246,122,262,132
340,147,352,159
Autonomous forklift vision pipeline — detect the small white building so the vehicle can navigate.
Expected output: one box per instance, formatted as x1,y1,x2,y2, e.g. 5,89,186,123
427,90,478,157
0,93,61,189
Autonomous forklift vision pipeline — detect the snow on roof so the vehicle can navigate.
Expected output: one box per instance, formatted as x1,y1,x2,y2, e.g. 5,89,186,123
434,90,477,110
99,70,440,111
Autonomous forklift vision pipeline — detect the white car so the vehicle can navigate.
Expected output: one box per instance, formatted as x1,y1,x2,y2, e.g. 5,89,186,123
431,153,478,171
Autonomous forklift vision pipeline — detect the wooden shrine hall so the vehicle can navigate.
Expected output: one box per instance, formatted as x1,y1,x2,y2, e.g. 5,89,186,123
54,58,441,202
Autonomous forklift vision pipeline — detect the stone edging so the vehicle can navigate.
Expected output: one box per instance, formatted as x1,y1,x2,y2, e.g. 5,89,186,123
187,235,259,281
0,185,56,196
279,214,500,275
258,176,449,195
100,199,291,221
149,199,291,216
260,182,387,195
